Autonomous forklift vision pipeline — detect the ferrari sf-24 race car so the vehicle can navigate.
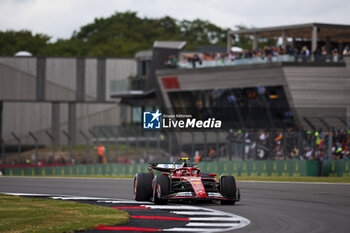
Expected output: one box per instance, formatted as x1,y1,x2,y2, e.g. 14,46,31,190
133,158,240,205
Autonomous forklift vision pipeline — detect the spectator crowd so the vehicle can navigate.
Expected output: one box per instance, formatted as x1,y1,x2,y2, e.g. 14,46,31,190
174,44,350,68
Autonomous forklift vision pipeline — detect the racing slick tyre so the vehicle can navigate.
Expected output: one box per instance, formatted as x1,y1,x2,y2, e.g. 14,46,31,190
220,175,237,205
153,174,169,205
134,173,153,201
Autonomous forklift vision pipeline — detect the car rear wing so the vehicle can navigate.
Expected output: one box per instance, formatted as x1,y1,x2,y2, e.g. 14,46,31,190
148,162,197,172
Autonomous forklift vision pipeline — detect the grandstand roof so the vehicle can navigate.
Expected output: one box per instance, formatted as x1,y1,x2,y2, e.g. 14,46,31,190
229,23,350,42
153,41,187,49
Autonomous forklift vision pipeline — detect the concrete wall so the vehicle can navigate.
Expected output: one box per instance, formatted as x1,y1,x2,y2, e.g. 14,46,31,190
0,57,136,145
0,57,36,75
0,63,36,100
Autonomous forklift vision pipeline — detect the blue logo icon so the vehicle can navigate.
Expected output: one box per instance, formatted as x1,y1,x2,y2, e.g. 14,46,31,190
143,109,162,129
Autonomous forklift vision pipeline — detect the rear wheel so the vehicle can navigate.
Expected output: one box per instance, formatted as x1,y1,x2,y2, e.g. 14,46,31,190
220,176,237,205
134,173,153,201
153,174,169,205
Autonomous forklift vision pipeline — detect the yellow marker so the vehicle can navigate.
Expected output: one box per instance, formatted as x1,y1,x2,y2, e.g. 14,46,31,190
345,162,349,172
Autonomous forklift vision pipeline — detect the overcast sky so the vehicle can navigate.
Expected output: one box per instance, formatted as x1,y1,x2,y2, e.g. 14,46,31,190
1,0,349,41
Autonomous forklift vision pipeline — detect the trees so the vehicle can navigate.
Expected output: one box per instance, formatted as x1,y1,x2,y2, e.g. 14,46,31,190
0,12,267,57
0,30,50,56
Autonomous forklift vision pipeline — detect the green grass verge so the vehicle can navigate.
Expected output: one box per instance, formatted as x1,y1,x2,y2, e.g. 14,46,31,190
0,194,129,233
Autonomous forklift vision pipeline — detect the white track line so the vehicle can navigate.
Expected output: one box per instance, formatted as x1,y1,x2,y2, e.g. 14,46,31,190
100,200,153,204
2,192,52,196
189,217,240,221
163,228,229,232
186,222,236,227
171,211,227,216
59,197,107,200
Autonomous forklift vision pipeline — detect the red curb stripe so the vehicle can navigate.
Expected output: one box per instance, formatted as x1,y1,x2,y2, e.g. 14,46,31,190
111,206,151,209
94,226,161,231
131,215,190,221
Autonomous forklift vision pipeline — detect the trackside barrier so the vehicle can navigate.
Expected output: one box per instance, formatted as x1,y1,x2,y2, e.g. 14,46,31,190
322,160,350,177
3,160,320,177
5,160,350,177
4,164,149,177
197,160,318,177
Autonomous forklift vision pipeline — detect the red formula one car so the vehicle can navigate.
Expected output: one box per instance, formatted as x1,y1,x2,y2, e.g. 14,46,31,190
134,158,240,205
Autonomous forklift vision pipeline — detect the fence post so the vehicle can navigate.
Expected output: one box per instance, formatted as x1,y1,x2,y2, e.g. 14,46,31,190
191,132,195,157
179,132,182,153
168,133,172,156
99,129,110,162
126,136,129,157
255,131,259,159
88,129,98,163
216,131,219,158
28,131,39,164
319,116,333,159
204,131,208,155
282,130,287,160
156,134,160,156
45,130,55,159
0,138,5,164
146,134,149,157
115,136,119,162
79,130,90,163
11,132,21,163
63,130,73,163
135,136,139,158
242,131,246,160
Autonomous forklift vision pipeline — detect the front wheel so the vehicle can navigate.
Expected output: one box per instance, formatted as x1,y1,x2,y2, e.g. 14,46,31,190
220,175,237,205
153,174,169,205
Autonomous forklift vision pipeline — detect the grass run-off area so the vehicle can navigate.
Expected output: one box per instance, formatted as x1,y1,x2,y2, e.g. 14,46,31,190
20,175,350,183
0,194,129,233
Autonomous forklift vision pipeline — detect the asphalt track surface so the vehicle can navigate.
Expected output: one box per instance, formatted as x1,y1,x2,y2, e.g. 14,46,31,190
1,177,350,233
